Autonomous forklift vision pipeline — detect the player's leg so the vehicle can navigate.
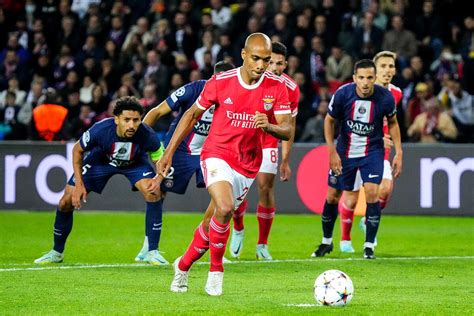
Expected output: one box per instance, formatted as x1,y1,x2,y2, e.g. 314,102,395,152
171,199,216,293
34,185,75,264
255,172,276,260
378,160,394,210
339,190,358,253
360,156,384,259
311,186,342,257
135,177,168,265
229,199,247,258
312,158,356,257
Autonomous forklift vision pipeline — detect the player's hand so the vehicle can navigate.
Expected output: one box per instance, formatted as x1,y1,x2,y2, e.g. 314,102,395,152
383,134,394,149
156,153,172,178
279,161,292,181
329,150,342,176
146,175,163,194
391,154,402,179
72,182,87,209
254,111,270,131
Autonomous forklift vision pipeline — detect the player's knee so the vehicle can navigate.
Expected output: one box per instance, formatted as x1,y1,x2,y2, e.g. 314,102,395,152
216,201,234,217
344,198,357,210
365,190,379,203
326,189,342,204
143,192,161,203
58,197,74,212
379,185,391,199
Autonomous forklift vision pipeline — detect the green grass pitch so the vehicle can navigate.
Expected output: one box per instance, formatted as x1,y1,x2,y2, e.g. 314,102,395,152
1,211,473,314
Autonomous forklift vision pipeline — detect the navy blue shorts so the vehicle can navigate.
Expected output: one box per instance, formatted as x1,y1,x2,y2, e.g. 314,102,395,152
328,152,384,191
67,154,155,193
160,150,205,194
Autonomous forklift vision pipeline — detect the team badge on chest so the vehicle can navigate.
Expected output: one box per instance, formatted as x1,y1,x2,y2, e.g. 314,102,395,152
262,96,275,111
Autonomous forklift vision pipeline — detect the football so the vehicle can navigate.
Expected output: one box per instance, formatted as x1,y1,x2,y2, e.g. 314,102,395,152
314,270,354,306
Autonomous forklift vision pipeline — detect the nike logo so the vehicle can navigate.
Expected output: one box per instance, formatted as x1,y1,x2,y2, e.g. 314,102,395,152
368,174,379,178
143,172,153,176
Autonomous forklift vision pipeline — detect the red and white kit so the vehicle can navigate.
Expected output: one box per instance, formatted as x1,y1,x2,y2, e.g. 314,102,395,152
196,68,291,207
260,73,300,174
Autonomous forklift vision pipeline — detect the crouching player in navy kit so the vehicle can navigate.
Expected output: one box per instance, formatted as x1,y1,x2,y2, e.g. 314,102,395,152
311,59,403,259
35,96,167,264
133,61,235,262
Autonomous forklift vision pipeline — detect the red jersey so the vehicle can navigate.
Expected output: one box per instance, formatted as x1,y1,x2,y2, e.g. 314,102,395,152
383,83,403,160
262,72,300,148
196,68,291,178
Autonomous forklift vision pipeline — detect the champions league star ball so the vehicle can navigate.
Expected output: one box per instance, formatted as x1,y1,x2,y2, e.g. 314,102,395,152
314,270,354,306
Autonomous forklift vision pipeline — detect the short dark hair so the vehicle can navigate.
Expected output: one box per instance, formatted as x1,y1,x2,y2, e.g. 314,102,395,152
214,61,235,74
272,41,287,58
354,59,376,74
113,96,144,116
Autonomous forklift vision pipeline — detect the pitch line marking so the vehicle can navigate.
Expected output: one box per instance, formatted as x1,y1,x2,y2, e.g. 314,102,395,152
0,256,473,272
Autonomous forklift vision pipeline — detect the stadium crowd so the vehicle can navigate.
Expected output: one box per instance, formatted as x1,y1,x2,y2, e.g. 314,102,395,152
0,0,472,143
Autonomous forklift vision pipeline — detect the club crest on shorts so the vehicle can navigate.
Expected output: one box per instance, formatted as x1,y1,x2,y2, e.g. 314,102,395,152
262,97,275,111
210,168,218,177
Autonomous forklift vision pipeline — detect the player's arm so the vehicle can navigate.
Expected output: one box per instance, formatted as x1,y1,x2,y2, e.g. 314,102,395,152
387,114,403,179
279,116,296,181
255,112,292,141
324,113,342,176
157,103,205,177
71,141,87,209
142,100,172,126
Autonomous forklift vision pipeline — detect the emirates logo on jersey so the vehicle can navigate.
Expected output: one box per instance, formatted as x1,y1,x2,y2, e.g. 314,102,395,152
262,96,275,111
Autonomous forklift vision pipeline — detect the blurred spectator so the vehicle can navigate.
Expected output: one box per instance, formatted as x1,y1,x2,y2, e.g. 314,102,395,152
89,84,108,114
122,17,153,51
0,91,28,140
300,99,328,143
406,82,432,126
166,11,195,59
445,79,474,142
430,47,462,82
325,46,353,93
68,104,95,140
210,0,232,30
194,31,220,70
144,50,169,100
313,15,334,48
79,76,95,104
0,48,28,90
269,13,292,47
407,97,457,143
58,15,81,54
108,15,126,49
337,13,355,57
415,0,444,61
139,84,158,112
309,36,327,93
353,11,384,59
0,77,26,107
382,15,417,68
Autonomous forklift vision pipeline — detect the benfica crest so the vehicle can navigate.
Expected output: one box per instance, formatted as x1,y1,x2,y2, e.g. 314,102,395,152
262,97,275,111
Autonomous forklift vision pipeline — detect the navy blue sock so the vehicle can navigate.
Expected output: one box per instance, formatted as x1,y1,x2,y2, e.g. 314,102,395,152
365,202,381,243
53,209,73,253
321,202,338,239
146,200,163,251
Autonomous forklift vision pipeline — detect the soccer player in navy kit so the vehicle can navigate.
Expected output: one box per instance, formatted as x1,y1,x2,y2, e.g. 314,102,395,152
35,96,166,264
134,61,235,261
312,59,403,259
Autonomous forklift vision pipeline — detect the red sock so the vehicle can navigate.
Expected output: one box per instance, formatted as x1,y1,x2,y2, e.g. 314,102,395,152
339,202,355,241
179,222,209,271
379,196,389,210
257,205,275,245
209,216,230,272
233,200,247,231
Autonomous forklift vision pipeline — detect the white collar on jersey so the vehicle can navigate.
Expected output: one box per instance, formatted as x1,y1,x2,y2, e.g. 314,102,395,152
237,66,265,90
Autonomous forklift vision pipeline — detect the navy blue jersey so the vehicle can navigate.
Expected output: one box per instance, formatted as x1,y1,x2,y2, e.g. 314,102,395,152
165,80,215,155
80,118,161,168
328,83,396,158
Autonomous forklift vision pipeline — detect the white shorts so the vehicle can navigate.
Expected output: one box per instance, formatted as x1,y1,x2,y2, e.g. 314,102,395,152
200,158,255,210
258,148,278,174
353,160,393,191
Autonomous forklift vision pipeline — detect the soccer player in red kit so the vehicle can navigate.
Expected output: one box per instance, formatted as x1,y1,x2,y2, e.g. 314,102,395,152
157,33,292,296
229,41,299,260
339,51,403,253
